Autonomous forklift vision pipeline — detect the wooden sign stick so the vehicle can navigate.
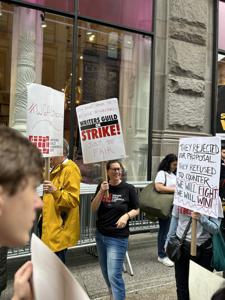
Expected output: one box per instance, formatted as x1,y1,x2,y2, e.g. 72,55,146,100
190,218,197,256
102,161,109,198
44,157,50,181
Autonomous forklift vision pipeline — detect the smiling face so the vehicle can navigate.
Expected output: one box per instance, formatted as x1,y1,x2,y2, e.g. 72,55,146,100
107,162,122,184
0,177,42,247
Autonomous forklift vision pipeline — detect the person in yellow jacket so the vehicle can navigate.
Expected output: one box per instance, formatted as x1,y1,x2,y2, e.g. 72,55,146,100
42,139,81,263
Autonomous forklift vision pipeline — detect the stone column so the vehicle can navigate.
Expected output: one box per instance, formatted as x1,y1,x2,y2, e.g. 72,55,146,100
152,0,214,176
9,7,43,134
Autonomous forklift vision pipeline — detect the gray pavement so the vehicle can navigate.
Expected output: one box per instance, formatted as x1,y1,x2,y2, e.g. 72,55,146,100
1,232,177,299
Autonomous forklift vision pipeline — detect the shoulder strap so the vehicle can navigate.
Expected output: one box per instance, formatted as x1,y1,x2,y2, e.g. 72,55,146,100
164,171,167,186
180,218,192,243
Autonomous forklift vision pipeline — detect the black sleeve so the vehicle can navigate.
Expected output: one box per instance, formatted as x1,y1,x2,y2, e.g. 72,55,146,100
128,184,139,209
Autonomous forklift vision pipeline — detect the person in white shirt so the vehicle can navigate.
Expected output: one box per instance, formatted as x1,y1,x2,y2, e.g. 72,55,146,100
154,153,177,267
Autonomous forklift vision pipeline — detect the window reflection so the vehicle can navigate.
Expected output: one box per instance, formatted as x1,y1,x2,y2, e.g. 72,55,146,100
217,55,225,133
0,4,151,183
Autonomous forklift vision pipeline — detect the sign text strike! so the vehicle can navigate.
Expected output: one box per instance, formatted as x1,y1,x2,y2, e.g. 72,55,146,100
81,124,121,141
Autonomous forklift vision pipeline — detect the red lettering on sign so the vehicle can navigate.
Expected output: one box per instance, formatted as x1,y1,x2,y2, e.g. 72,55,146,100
110,124,116,135
116,123,120,135
92,128,98,139
81,130,86,141
102,126,110,137
98,127,103,138
81,124,121,141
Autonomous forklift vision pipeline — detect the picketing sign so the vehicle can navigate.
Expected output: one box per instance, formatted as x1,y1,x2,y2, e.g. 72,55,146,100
31,234,90,300
174,137,222,218
27,83,64,157
76,98,126,164
189,261,225,300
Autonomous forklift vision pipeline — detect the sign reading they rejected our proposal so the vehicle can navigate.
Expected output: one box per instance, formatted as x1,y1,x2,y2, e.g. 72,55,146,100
27,83,64,157
76,98,126,164
174,137,222,218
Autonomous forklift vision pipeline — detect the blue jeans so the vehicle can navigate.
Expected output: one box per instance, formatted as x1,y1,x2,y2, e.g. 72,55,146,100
158,217,171,258
96,230,128,300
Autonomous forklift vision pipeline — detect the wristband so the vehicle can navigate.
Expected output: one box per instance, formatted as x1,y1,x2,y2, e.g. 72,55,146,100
127,212,131,220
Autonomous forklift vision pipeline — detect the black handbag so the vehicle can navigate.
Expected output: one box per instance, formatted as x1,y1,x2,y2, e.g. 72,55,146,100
139,172,174,219
166,218,192,262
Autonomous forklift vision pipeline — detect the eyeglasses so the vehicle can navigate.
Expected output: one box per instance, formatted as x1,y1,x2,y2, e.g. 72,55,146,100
109,168,121,172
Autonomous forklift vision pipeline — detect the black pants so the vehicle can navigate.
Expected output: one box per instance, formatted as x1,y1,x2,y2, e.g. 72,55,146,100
55,249,67,264
174,239,213,300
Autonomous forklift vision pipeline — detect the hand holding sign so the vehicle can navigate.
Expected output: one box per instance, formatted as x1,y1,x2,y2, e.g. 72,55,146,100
76,98,126,164
174,137,222,256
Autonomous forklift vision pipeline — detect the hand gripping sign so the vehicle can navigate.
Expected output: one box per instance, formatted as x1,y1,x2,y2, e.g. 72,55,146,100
76,98,126,164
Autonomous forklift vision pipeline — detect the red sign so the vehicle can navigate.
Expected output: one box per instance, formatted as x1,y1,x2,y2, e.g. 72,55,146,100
29,135,50,154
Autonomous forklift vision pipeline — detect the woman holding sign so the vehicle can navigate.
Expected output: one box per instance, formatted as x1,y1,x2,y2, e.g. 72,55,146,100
166,206,221,300
154,153,177,267
91,160,139,300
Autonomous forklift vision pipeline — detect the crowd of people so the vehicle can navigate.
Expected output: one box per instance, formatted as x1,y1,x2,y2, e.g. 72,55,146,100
0,125,225,300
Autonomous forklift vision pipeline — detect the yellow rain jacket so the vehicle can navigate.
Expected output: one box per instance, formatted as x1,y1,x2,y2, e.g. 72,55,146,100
42,160,81,252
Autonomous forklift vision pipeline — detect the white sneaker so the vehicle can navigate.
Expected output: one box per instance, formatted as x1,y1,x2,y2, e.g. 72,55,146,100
158,256,174,267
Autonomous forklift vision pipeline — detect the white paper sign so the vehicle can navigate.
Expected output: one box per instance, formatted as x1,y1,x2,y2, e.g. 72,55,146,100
27,83,64,157
189,260,225,300
76,98,126,163
174,137,221,217
31,234,90,300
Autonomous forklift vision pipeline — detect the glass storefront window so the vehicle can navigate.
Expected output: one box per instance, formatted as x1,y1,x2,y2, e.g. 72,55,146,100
73,21,151,182
41,13,73,142
15,0,153,33
0,3,13,125
15,0,74,15
78,0,153,33
2,2,151,183
217,1,225,133
217,54,225,133
219,1,225,51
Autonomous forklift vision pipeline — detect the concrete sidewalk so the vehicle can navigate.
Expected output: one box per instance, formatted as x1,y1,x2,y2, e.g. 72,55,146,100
1,232,177,299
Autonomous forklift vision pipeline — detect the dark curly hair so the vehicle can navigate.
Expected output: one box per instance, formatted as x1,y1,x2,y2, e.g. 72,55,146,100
157,153,177,174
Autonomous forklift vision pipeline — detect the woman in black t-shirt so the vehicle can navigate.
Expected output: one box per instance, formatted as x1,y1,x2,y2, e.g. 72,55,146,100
91,160,139,300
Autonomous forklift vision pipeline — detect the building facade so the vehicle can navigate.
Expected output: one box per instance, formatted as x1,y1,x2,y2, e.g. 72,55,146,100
0,0,223,182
